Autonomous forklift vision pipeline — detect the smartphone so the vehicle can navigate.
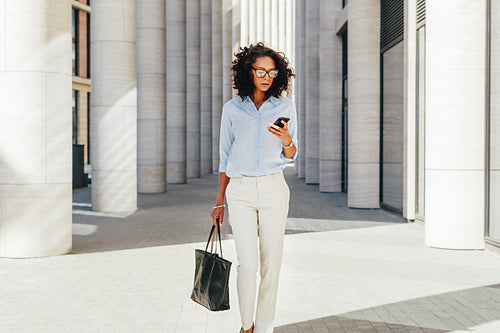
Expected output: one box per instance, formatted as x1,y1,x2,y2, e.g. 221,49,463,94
273,117,290,128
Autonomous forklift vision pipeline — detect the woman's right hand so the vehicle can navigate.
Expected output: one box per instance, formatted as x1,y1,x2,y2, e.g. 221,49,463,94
211,206,225,226
212,173,230,226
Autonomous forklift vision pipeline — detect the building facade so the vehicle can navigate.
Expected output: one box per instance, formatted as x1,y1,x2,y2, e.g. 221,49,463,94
72,0,91,165
1,0,499,258
0,0,295,257
295,0,500,251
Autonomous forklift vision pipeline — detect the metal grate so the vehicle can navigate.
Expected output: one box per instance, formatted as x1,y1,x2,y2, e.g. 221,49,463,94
416,0,426,27
380,0,404,52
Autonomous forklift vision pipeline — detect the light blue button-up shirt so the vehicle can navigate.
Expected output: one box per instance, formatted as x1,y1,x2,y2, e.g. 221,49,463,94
218,95,298,177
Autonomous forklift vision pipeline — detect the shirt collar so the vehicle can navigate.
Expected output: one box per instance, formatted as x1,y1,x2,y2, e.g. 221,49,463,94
239,95,281,106
267,96,280,105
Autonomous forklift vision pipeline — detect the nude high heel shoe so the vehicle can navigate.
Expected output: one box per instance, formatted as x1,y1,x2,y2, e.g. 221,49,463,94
239,323,254,333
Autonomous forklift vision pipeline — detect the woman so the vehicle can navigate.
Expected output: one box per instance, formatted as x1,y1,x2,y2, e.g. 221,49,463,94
210,43,297,333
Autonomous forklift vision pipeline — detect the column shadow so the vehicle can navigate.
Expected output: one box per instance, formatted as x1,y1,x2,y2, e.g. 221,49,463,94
72,167,404,254
274,284,500,333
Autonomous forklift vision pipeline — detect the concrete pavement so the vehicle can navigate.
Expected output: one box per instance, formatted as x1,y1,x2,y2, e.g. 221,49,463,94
1,166,499,332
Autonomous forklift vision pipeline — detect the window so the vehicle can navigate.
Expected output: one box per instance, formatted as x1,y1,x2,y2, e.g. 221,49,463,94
341,31,348,193
87,12,91,78
72,8,79,76
87,92,91,163
73,90,78,144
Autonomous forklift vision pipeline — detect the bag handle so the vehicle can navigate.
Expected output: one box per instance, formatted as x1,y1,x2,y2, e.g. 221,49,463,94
204,218,224,257
216,219,223,257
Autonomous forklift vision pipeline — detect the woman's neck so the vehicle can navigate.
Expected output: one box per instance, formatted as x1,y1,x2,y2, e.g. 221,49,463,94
251,91,267,109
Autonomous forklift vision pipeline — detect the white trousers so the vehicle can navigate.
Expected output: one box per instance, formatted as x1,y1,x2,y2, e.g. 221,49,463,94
226,172,290,333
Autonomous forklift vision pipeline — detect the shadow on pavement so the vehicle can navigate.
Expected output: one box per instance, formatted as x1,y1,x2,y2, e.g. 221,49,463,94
275,284,500,333
72,167,405,254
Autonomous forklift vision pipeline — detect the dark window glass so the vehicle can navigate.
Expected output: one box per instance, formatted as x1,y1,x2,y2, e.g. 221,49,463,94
341,31,348,193
87,92,91,164
72,9,79,76
87,13,91,78
73,90,78,144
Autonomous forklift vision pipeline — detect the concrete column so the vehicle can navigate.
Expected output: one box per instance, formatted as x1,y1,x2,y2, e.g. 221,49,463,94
232,0,241,98
92,0,137,212
212,0,223,173
285,0,294,63
425,1,486,249
201,0,213,174
319,0,342,192
137,0,166,192
186,0,201,178
347,0,380,208
305,0,320,184
403,0,417,219
294,0,301,175
0,0,72,257
278,0,286,51
256,0,264,42
285,0,295,100
296,0,306,178
490,0,500,241
264,0,271,45
381,43,404,210
240,0,249,47
271,0,279,49
293,0,302,176
248,0,256,44
223,0,233,103
166,0,186,183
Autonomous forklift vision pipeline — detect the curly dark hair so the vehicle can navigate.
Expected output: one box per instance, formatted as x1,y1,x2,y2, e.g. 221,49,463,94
231,43,295,99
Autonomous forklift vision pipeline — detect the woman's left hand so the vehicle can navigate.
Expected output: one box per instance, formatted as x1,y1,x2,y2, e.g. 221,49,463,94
266,121,292,146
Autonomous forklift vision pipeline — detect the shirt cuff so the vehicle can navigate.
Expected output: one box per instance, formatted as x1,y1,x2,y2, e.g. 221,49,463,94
219,161,228,173
281,150,297,162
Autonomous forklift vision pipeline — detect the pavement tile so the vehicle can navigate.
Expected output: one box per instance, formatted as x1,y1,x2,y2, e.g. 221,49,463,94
2,168,500,332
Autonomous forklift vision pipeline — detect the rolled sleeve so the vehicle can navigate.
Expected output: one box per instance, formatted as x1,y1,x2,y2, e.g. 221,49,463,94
218,104,234,173
282,101,298,162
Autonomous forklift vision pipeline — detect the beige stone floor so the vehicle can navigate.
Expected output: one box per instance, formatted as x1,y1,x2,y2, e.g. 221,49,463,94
1,167,499,332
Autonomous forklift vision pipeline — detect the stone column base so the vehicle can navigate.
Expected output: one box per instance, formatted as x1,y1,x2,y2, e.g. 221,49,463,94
0,184,72,258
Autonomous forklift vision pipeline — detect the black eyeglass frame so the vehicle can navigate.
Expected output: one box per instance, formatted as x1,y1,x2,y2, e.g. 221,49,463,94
251,67,279,78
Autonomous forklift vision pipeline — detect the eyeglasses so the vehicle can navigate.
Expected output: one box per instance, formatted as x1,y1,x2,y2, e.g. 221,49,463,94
252,67,279,79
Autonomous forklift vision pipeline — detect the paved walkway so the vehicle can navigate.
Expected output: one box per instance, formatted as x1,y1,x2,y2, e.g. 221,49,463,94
1,166,500,333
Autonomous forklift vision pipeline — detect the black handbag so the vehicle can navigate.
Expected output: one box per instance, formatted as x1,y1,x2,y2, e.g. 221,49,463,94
191,221,232,311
